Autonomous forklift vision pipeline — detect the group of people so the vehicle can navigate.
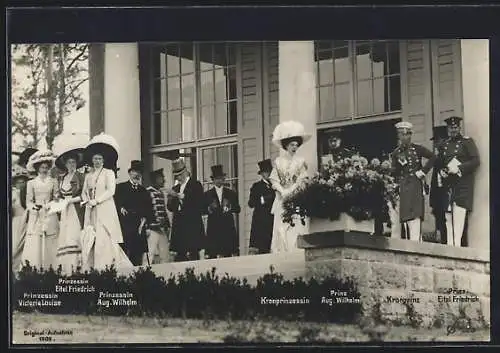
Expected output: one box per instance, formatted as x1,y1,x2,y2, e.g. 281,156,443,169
11,116,480,273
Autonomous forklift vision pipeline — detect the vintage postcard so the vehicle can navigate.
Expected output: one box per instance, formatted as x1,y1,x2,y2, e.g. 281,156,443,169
7,9,491,345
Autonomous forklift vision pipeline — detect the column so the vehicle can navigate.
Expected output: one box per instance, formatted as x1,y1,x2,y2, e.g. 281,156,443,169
103,43,142,182
460,39,489,250
278,41,318,175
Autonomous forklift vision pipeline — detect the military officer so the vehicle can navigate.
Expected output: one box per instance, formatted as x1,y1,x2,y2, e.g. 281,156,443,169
429,126,449,244
390,121,436,242
320,128,355,174
436,116,480,247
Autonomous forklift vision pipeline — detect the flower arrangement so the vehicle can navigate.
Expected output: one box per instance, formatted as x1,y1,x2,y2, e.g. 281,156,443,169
282,154,399,227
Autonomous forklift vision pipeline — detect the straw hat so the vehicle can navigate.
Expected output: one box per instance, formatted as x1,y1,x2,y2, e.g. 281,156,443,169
26,150,56,172
271,121,311,149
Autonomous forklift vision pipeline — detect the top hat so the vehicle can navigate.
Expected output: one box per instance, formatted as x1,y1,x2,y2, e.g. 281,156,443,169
18,148,39,168
128,160,145,173
210,165,226,179
444,116,463,127
257,159,273,174
172,158,187,176
324,127,343,138
150,168,164,179
430,126,448,141
395,121,413,131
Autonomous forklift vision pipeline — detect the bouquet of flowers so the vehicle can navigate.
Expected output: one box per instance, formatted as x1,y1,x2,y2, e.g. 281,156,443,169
282,154,399,227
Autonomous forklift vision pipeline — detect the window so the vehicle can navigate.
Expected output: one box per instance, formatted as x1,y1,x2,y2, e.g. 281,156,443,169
315,40,401,122
152,43,238,145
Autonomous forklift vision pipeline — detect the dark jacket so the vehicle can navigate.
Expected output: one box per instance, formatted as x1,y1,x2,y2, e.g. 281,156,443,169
248,179,275,253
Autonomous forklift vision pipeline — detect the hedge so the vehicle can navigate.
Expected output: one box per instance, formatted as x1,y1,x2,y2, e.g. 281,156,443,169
13,262,362,323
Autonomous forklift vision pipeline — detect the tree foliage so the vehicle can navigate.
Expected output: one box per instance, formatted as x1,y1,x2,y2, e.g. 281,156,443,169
11,44,89,150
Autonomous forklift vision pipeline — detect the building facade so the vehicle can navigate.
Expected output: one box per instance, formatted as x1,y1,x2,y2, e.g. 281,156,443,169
88,39,489,254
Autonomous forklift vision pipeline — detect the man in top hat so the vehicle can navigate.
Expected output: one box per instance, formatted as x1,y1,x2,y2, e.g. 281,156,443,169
166,158,206,262
115,160,154,265
204,165,241,258
248,159,276,254
390,121,436,242
145,168,171,264
320,128,355,174
429,126,449,244
435,116,480,247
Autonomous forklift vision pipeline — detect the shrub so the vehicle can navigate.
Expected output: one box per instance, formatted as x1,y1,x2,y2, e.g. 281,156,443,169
13,263,362,324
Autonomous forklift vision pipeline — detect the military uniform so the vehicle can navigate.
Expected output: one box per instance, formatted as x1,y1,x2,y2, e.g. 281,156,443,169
429,126,448,244
391,122,436,241
436,116,480,247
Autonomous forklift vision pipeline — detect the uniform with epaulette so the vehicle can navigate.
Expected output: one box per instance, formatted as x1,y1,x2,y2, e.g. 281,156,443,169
320,128,356,174
390,121,436,242
435,116,480,247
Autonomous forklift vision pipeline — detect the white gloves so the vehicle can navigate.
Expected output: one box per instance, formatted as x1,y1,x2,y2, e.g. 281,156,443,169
415,170,426,179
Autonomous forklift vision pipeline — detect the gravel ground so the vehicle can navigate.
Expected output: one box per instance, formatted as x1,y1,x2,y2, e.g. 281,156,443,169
12,311,490,345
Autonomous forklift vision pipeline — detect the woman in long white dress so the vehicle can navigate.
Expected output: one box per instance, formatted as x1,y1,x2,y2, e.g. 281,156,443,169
81,133,133,271
54,146,86,274
270,121,311,253
11,165,30,271
21,150,60,271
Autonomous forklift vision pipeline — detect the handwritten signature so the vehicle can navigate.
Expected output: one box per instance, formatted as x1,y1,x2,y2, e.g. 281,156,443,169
446,316,476,335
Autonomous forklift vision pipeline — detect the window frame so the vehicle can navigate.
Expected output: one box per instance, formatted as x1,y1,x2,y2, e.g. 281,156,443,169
315,40,404,124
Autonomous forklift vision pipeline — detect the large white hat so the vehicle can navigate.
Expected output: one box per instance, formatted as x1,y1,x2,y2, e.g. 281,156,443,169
84,133,120,166
26,150,56,172
272,120,311,149
54,139,87,170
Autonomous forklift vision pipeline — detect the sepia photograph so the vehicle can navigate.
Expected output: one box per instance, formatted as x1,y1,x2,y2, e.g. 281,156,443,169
9,37,490,344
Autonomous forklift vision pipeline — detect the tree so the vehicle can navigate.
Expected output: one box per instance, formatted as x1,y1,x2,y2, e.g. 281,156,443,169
11,43,89,150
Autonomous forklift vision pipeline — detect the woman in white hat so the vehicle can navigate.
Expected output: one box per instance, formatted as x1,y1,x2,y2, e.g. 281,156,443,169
21,150,60,270
81,133,133,270
54,144,86,274
269,121,311,253
11,165,31,271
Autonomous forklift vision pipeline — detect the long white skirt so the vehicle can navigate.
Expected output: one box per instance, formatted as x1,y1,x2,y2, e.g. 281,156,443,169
270,197,308,253
12,211,28,271
56,203,82,275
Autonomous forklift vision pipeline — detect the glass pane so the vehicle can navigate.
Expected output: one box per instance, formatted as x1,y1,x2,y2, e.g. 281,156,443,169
181,74,195,108
371,42,388,79
182,107,195,141
214,68,228,103
335,83,351,118
165,44,180,76
227,44,237,66
160,111,169,144
202,148,216,185
357,80,373,116
200,105,215,138
152,112,162,145
215,103,228,136
387,41,401,75
167,110,182,143
213,43,227,69
167,77,181,110
179,43,194,74
227,67,237,100
316,40,333,51
388,76,402,111
373,77,386,114
228,101,238,134
333,40,349,49
334,48,351,83
319,85,334,121
200,71,215,105
356,43,372,81
199,43,214,71
317,52,334,86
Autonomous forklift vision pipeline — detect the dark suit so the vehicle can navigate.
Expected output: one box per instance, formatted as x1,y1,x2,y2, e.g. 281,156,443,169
115,181,153,265
430,157,448,244
204,187,241,258
248,179,275,254
166,178,205,261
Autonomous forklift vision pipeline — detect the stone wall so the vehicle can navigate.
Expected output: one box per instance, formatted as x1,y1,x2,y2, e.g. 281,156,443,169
298,231,490,329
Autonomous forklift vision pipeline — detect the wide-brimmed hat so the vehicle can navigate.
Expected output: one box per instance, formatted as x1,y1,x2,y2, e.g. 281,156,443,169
172,158,187,176
26,150,56,172
257,159,273,174
128,160,145,173
17,148,39,168
272,121,311,149
210,165,226,179
12,164,30,181
54,140,86,170
84,133,119,167
430,126,448,141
